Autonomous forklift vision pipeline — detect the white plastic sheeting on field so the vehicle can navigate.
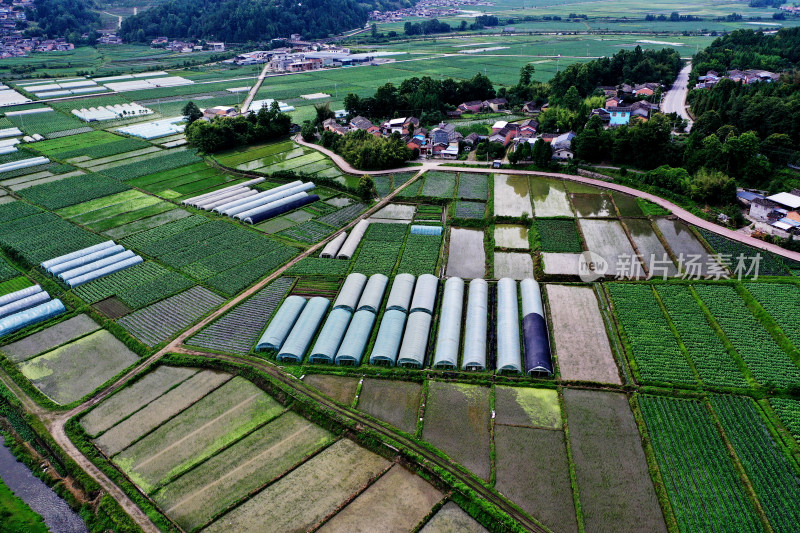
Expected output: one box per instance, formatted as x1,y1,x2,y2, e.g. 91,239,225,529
241,192,318,225
246,99,295,113
42,241,116,271
496,278,522,373
410,225,442,236
277,297,330,362
66,255,143,287
0,285,42,308
369,309,407,366
0,156,49,174
409,274,438,314
48,245,126,275
335,309,376,366
42,241,142,288
72,103,153,122
385,273,415,313
0,299,65,338
58,251,136,282
0,89,31,107
309,307,352,364
336,220,369,260
0,128,23,138
356,274,388,313
183,178,265,208
333,273,367,312
103,76,194,92
116,117,185,139
320,232,347,258
432,277,464,369
397,311,432,368
462,279,488,371
256,295,307,351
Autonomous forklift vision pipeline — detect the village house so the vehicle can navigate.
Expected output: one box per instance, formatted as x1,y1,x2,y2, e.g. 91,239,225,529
349,116,380,135
323,118,348,135
519,119,538,137
608,106,632,126
382,117,419,135
458,100,484,113
483,98,508,112
522,101,542,115
551,131,576,159
202,105,237,120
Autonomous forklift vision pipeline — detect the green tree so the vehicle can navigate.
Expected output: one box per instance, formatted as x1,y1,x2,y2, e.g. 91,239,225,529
301,121,317,142
531,139,553,166
182,101,203,124
357,174,377,200
313,102,335,126
690,168,736,205
519,64,535,86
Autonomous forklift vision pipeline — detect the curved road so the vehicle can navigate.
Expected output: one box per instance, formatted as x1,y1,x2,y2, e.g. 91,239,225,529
661,61,693,132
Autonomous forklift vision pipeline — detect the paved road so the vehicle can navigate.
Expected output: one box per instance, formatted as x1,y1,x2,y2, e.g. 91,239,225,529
661,61,693,132
295,135,800,263
240,62,271,113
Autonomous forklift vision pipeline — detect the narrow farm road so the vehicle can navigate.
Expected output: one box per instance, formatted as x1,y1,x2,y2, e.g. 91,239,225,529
240,62,271,113
297,136,800,262
661,61,693,132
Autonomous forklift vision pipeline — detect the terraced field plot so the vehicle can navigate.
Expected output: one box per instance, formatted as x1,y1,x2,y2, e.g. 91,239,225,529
530,177,573,217
571,193,615,217
546,284,620,384
623,218,678,278
579,219,641,278
446,227,485,279
18,330,139,405
113,377,284,492
303,374,359,405
493,175,532,217
203,439,390,533
494,386,561,428
493,251,533,280
1,314,99,363
357,379,422,434
494,224,529,249
564,389,665,533
422,382,491,481
655,218,722,277
420,501,487,532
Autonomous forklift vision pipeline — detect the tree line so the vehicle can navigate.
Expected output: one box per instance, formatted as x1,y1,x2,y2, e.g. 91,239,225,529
185,101,291,153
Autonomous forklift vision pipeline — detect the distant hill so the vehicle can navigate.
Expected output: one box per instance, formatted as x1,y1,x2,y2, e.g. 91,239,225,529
119,0,416,42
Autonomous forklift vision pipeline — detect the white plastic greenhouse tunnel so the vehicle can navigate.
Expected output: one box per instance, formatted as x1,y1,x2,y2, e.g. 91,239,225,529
462,279,488,371
0,299,65,338
520,278,553,376
496,278,522,373
369,309,407,366
336,220,369,260
432,277,464,369
320,232,347,258
309,307,352,364
356,274,388,313
385,273,415,313
335,309,376,366
256,295,307,351
397,311,433,369
230,183,315,218
277,297,330,362
333,273,367,313
215,181,305,215
409,274,438,314
41,242,142,287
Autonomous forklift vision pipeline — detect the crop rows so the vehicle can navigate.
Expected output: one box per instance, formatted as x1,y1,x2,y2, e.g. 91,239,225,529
352,240,403,276
205,245,296,296
122,215,208,249
133,221,236,258
7,109,86,135
693,285,800,389
457,173,488,201
607,284,698,387
639,396,763,533
55,138,152,161
316,202,366,228
100,150,202,181
656,285,748,389
187,277,294,354
0,202,40,223
711,395,800,532
743,283,800,349
768,398,800,443
415,205,443,221
17,173,130,210
286,258,350,277
420,172,456,198
0,257,18,283
118,286,224,346
455,200,486,219
0,210,104,265
396,234,441,276
277,220,336,244
698,229,791,276
373,175,391,197
364,223,407,242
536,218,582,253
73,261,194,309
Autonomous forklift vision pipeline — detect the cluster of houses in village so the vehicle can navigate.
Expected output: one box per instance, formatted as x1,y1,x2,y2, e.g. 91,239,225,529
740,190,800,238
696,69,780,89
0,0,80,58
226,45,394,71
368,0,492,24
149,38,225,53
587,83,662,126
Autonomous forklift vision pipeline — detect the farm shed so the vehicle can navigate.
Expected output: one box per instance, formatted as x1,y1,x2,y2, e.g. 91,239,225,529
65,255,143,287
42,241,116,271
214,180,303,215
320,232,347,258
496,278,522,373
462,279,488,371
49,245,126,275
256,295,307,351
309,308,352,364
333,273,368,312
277,297,330,362
385,273,415,313
409,274,438,314
410,225,443,236
433,277,464,369
0,290,50,320
335,309,377,365
336,220,369,260
0,285,43,307
0,299,65,338
397,311,433,368
369,309,407,366
520,279,552,375
356,274,388,313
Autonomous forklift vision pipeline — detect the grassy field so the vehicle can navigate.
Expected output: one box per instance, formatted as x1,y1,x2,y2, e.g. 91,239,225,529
0,478,48,533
